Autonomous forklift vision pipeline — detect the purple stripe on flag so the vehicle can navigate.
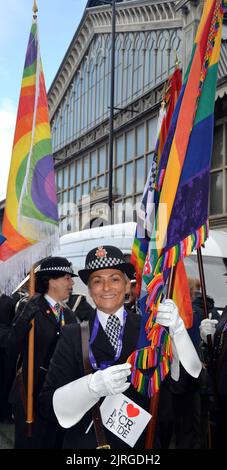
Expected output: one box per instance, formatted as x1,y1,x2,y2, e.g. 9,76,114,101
24,31,37,69
31,156,58,221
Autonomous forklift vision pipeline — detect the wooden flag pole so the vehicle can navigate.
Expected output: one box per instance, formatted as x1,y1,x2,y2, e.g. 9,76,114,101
197,248,214,356
144,266,176,449
197,246,218,448
26,264,36,436
197,247,218,394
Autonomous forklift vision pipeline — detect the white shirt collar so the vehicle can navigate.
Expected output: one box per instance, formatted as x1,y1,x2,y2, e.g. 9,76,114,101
44,294,62,308
97,306,124,331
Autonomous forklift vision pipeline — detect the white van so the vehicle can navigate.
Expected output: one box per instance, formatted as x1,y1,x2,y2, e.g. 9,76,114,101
54,222,227,309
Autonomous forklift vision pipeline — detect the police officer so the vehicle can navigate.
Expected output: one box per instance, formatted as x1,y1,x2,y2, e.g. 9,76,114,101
200,273,227,448
39,246,201,449
7,256,77,449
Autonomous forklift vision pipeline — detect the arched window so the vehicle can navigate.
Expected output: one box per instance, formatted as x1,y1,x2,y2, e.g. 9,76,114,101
74,73,81,138
67,87,74,143
81,61,88,132
88,59,95,126
122,34,133,105
156,30,169,82
115,34,123,107
169,30,182,72
51,118,56,152
103,35,111,116
59,101,66,147
133,34,144,96
96,51,105,124
144,32,156,91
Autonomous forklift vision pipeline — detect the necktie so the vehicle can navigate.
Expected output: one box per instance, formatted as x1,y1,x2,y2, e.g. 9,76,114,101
105,315,121,351
54,303,61,323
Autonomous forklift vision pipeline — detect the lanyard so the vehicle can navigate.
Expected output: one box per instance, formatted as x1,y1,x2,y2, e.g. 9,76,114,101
89,310,128,370
49,303,65,327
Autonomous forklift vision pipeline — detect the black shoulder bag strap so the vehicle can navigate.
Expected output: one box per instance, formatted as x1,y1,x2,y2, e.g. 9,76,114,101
80,321,110,449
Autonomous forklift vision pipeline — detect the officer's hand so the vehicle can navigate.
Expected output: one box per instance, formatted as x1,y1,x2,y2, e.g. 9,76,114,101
199,318,218,344
20,297,40,324
89,363,131,397
156,299,184,337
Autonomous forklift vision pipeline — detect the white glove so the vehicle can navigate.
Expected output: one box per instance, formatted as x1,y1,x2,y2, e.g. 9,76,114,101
199,318,218,344
157,299,202,379
156,299,184,337
53,363,131,429
89,362,131,398
170,340,180,381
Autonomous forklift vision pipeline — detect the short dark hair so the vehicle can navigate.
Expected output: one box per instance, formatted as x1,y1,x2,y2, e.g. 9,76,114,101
35,274,51,294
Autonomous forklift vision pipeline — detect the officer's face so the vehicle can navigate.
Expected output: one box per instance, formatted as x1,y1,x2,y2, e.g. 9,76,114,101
48,274,74,301
89,269,130,315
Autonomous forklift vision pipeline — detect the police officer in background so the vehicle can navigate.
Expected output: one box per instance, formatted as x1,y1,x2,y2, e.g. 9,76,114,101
0,293,19,422
39,246,201,449
200,271,227,448
7,256,77,449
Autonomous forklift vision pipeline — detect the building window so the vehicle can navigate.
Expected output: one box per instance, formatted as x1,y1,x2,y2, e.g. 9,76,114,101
63,167,69,190
76,160,82,184
136,158,145,193
91,150,97,178
210,122,227,216
136,125,145,157
56,112,159,234
98,146,107,174
57,169,63,192
126,130,134,161
51,29,182,153
83,156,89,181
115,166,123,195
116,135,124,166
69,162,75,187
133,35,143,96
98,175,105,189
125,163,133,195
75,185,81,203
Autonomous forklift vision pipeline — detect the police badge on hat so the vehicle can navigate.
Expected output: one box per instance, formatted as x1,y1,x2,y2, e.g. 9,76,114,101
78,245,135,285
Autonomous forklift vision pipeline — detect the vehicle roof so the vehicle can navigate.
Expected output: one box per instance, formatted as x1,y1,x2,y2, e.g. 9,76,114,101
58,222,227,258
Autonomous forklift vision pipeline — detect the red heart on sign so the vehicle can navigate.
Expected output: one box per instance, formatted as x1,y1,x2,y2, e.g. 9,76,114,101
126,404,140,418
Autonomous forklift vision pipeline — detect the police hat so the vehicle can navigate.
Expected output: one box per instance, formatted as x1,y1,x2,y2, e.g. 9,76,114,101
36,256,77,278
78,246,135,285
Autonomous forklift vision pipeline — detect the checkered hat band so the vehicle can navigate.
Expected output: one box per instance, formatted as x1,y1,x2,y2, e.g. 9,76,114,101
38,266,74,274
86,257,124,270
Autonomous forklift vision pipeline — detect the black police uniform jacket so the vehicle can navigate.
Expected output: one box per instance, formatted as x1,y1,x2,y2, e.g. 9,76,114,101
0,294,18,421
8,294,77,448
213,305,227,396
39,309,150,449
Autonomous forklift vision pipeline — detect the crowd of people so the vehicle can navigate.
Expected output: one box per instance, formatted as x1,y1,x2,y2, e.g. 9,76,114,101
0,246,226,449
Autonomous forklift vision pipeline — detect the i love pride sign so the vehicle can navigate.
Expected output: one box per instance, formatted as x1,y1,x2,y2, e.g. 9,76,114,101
100,394,152,447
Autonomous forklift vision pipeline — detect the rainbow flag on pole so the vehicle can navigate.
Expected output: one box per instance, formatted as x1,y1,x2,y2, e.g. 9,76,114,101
131,67,182,298
128,0,225,396
0,13,59,294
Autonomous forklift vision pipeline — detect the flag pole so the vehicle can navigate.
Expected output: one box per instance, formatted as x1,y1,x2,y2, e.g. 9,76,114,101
197,247,217,377
144,266,176,448
196,248,214,354
26,264,36,436
33,0,38,17
197,246,218,447
26,1,38,437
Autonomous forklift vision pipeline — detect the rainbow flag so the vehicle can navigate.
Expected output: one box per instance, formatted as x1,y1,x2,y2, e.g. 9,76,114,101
0,14,59,294
172,260,193,329
131,67,182,297
145,0,224,303
128,0,225,396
